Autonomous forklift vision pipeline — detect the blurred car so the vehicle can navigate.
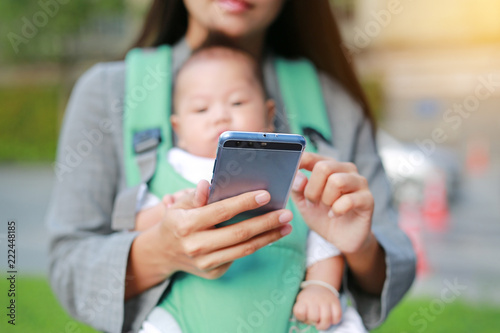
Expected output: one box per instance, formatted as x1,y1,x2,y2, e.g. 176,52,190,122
376,130,461,205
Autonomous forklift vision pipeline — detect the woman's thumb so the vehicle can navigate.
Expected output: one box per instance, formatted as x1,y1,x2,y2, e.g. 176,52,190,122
194,180,210,207
290,171,307,204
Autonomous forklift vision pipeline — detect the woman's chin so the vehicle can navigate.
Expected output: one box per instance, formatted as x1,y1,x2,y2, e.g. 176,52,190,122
210,21,256,39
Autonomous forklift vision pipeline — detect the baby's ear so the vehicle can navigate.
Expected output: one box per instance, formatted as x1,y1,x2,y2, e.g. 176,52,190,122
265,99,276,131
170,114,179,133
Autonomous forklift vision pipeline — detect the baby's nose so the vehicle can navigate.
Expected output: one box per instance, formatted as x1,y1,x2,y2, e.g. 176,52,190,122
213,104,231,122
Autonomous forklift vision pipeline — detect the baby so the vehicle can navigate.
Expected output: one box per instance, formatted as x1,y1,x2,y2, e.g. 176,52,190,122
137,46,348,332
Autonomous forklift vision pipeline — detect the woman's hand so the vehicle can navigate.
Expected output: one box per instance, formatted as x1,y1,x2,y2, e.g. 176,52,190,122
291,152,386,295
290,152,374,255
125,180,293,300
157,180,294,278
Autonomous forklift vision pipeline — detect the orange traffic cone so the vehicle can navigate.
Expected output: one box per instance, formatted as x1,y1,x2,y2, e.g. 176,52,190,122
466,138,490,176
398,201,429,277
422,171,449,233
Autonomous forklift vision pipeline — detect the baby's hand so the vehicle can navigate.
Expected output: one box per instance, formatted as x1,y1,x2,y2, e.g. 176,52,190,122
135,181,210,232
162,188,197,208
162,180,209,210
293,284,342,331
135,199,170,232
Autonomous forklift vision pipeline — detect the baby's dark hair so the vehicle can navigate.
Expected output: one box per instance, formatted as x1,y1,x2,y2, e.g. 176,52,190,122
194,34,265,88
172,34,267,113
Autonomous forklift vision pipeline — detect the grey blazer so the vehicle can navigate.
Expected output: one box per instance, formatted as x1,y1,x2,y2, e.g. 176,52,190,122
47,39,416,333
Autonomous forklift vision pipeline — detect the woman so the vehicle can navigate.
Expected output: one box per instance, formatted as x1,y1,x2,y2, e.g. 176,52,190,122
47,1,416,332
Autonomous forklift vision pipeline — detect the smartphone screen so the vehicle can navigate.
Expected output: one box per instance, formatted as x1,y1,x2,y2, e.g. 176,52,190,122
208,131,305,221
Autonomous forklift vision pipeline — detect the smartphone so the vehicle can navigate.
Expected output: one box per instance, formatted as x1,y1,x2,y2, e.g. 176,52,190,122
208,131,306,224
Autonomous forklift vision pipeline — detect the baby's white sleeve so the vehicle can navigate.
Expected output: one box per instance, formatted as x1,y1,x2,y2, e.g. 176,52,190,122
306,231,342,267
136,183,161,211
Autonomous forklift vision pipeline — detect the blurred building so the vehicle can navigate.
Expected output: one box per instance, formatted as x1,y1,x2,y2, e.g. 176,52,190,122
333,0,500,165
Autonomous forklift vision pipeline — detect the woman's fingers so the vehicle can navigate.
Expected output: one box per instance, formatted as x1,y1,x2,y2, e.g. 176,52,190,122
196,262,233,280
160,188,295,278
189,223,292,272
180,190,272,234
305,160,358,202
179,209,293,257
331,190,374,217
298,152,369,210
299,152,331,171
320,172,368,206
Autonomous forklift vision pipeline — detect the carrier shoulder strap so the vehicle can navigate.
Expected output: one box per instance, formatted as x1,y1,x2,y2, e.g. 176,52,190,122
274,57,332,151
123,45,173,187
112,45,173,230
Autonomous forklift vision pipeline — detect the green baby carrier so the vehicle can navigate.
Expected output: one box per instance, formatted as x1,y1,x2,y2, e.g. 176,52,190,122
116,45,334,332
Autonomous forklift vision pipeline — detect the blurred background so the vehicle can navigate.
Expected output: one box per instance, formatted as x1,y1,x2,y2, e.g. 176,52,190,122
0,0,499,332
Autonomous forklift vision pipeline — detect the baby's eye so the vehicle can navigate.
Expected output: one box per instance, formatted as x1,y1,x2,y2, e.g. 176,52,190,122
196,107,208,113
232,100,245,107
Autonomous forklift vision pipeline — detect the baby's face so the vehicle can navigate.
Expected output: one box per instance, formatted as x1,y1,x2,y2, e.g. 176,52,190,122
172,56,274,158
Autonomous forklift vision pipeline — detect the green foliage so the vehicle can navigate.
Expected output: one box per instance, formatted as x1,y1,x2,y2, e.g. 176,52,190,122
0,85,60,161
0,1,125,62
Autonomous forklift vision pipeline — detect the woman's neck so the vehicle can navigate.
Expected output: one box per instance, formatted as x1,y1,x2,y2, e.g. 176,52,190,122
185,22,265,60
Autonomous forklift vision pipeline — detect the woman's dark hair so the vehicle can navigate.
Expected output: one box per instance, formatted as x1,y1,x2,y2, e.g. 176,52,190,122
131,0,374,124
